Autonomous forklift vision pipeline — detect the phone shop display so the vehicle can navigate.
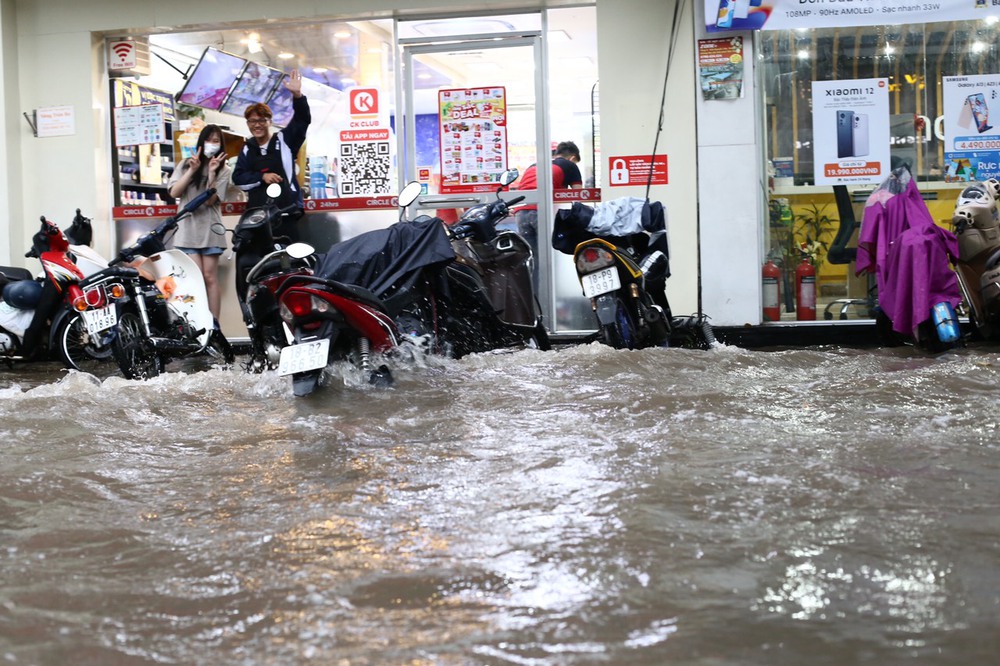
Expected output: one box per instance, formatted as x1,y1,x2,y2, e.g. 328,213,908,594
943,75,1000,182
811,78,889,186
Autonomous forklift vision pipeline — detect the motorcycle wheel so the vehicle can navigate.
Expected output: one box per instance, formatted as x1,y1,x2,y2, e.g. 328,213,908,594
112,311,161,379
56,313,114,373
601,297,637,350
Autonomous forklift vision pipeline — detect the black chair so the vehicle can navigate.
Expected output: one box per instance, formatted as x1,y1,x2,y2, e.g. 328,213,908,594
823,185,876,319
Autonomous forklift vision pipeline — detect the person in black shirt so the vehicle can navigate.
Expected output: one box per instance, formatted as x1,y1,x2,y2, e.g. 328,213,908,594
232,69,312,221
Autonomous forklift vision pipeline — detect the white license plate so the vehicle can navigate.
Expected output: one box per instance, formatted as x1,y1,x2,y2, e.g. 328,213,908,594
581,267,621,298
278,338,330,376
82,305,117,335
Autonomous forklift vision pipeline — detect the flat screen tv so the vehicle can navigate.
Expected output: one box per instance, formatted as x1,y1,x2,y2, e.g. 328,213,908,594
176,48,246,111
219,61,285,116
267,78,295,127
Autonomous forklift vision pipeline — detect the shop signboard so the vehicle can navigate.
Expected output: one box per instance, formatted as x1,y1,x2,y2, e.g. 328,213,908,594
35,106,75,138
113,80,174,121
705,0,998,32
438,87,509,194
942,74,1000,182
811,78,890,186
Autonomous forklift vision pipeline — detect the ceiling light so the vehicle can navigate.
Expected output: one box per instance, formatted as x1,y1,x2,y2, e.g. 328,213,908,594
334,30,352,39
797,49,809,59
313,66,328,73
277,52,295,60
417,72,432,80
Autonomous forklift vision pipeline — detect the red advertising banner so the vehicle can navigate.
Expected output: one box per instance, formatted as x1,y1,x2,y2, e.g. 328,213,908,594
608,155,669,187
113,197,404,219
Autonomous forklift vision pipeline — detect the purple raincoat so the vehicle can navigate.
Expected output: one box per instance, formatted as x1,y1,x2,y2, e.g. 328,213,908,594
855,175,960,337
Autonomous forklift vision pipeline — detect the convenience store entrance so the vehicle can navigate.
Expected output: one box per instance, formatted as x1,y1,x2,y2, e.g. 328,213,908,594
395,27,556,321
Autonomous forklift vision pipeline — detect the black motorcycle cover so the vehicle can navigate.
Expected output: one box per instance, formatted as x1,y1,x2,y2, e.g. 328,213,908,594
315,216,456,298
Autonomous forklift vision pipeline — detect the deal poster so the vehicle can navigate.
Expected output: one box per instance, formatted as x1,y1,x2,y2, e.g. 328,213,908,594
438,87,509,194
706,0,999,32
942,74,1000,182
811,78,890,186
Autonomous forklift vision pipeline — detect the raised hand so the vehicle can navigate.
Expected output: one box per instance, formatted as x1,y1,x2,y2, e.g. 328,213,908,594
284,69,302,98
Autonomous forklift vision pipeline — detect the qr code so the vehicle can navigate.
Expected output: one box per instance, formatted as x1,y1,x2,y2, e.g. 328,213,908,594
339,141,391,196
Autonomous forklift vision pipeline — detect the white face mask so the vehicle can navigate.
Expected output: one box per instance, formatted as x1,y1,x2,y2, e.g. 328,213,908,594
203,142,221,158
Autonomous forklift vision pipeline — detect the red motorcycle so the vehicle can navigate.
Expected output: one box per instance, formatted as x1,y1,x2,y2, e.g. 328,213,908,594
0,216,119,369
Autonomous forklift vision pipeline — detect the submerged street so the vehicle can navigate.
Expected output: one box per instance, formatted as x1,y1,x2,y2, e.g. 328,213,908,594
0,343,998,664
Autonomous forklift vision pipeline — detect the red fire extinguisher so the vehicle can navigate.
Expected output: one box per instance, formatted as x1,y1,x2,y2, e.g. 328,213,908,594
795,254,817,320
762,260,781,321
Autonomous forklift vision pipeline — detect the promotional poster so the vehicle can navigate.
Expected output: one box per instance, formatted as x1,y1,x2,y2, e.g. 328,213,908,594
943,74,1000,182
811,78,890,185
705,0,999,32
438,87,509,194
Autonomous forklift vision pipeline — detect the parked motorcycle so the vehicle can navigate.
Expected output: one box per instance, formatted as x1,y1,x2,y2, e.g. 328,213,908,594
0,215,119,370
213,183,316,372
276,171,550,396
553,198,714,350
96,189,234,379
952,178,1000,341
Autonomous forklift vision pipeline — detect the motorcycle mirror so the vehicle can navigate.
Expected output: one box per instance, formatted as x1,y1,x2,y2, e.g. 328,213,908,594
210,222,227,235
398,181,422,208
285,242,315,260
499,169,519,187
265,182,282,200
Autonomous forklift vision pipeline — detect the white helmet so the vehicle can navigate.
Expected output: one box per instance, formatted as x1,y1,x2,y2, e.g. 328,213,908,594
955,183,994,210
983,178,1000,201
953,200,999,231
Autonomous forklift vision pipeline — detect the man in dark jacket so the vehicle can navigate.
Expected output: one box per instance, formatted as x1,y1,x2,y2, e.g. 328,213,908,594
232,69,311,216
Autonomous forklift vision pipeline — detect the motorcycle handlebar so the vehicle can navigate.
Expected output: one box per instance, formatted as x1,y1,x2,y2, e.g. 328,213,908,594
112,187,217,265
506,195,526,206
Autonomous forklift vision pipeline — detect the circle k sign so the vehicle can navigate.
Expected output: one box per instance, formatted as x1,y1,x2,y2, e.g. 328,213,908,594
349,88,379,115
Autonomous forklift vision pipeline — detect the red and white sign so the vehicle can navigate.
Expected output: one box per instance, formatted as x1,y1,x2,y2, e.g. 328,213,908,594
349,88,379,116
115,197,403,220
108,40,137,71
553,188,602,202
607,155,668,187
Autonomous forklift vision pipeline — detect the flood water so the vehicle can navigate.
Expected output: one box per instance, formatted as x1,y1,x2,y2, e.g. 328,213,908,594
0,342,998,665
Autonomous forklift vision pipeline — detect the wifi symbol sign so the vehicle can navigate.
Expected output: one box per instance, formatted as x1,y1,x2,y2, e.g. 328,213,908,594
108,40,136,70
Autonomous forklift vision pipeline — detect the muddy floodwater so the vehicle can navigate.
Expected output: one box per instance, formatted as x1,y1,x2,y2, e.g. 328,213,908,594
0,343,998,665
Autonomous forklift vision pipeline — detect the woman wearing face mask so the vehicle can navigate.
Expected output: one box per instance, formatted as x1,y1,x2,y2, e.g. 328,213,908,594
166,123,231,322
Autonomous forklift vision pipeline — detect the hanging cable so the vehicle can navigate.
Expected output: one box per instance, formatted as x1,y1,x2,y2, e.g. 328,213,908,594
646,0,689,202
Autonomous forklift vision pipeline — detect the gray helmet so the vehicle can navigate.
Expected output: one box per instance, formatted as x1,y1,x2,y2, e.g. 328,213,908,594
2,279,42,310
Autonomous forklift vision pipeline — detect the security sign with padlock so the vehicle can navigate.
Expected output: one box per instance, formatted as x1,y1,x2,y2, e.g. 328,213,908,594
607,154,669,187
610,158,629,185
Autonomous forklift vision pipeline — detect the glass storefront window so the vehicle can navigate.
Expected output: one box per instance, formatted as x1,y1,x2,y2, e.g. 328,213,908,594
758,18,1000,321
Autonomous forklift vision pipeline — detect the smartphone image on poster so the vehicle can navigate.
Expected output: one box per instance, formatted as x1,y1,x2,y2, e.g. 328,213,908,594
836,110,855,159
716,0,735,28
852,113,869,157
958,98,975,130
967,93,994,133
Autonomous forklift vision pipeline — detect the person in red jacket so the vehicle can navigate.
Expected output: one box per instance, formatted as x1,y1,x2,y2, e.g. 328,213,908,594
513,141,583,285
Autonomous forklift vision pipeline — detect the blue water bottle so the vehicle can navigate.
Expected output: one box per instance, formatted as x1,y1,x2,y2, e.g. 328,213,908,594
931,301,960,343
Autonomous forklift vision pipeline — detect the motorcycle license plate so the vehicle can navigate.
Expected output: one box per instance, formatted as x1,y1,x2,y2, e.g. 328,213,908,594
82,305,117,335
581,268,621,298
278,338,330,376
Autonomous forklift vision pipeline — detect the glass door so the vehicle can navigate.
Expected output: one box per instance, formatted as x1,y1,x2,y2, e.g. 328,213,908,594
396,20,554,321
